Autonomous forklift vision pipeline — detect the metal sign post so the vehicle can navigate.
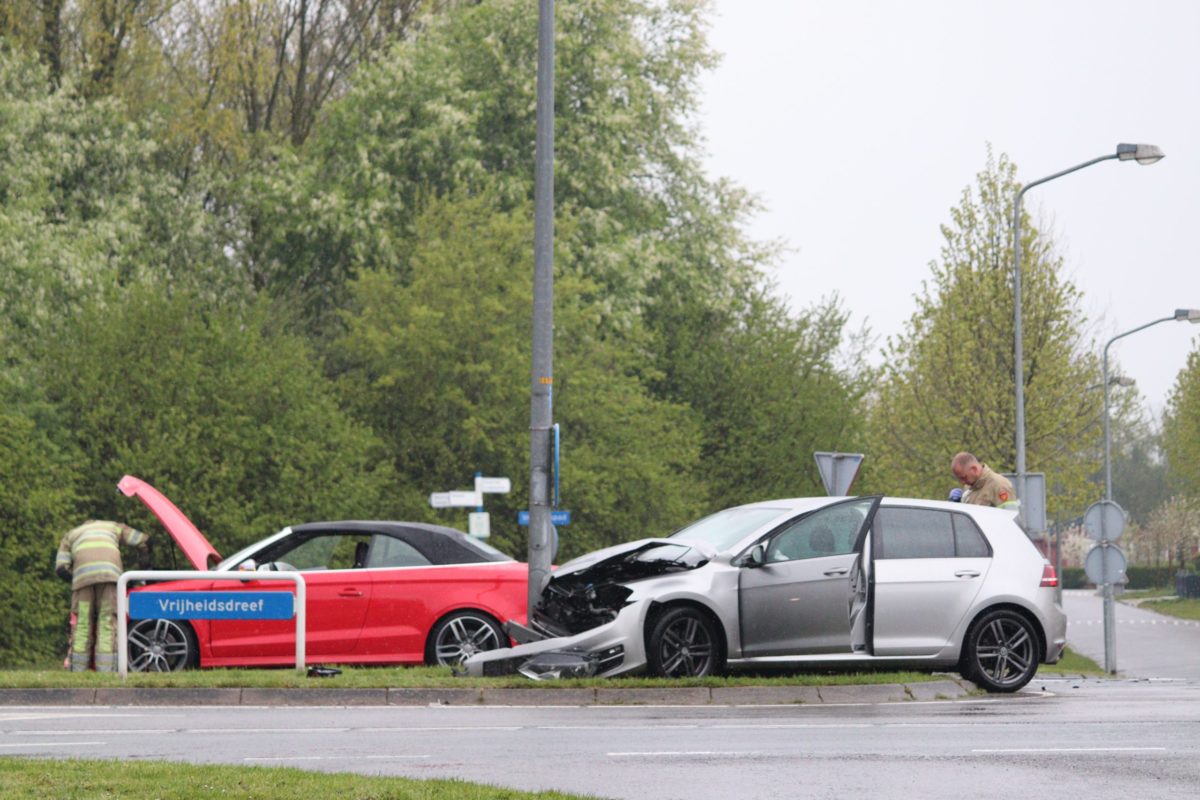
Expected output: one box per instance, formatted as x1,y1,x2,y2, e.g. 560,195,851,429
1083,500,1127,674
116,570,307,678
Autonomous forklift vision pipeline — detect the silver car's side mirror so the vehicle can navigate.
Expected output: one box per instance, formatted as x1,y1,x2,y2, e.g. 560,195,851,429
744,543,767,568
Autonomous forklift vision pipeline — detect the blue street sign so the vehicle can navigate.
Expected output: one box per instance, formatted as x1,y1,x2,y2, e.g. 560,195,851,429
517,510,571,526
129,591,295,620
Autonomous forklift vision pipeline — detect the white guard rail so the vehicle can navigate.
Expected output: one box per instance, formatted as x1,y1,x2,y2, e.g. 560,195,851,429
116,570,307,678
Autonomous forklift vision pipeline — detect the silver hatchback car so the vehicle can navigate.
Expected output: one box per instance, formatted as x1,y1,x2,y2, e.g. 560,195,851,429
464,496,1067,693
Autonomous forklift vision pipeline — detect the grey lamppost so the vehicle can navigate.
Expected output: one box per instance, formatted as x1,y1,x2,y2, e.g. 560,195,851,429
1097,308,1198,673
528,0,556,616
1011,144,1163,531
1103,309,1200,501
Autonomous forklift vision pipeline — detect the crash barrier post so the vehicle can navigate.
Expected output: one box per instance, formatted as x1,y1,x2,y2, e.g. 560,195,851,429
116,570,307,679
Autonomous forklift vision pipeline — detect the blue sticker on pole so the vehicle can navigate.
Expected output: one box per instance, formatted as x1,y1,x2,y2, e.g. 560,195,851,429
129,591,295,620
517,510,571,526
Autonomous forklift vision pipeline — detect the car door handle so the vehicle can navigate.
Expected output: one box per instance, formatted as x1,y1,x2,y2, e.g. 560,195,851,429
954,570,981,579
338,589,364,597
823,567,850,576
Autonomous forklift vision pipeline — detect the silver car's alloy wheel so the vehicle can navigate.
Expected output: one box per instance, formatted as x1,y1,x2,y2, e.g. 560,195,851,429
648,607,721,678
964,610,1038,693
127,618,196,672
429,611,504,666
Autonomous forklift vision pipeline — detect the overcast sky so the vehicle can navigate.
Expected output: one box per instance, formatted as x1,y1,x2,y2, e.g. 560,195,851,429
698,0,1200,420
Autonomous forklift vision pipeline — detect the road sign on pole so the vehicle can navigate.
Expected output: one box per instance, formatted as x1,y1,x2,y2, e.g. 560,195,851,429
475,476,511,494
429,491,483,508
468,512,491,539
1084,500,1126,542
1082,498,1128,676
813,452,864,496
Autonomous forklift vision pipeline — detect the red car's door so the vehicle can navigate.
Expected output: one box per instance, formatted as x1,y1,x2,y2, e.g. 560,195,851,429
207,570,373,662
357,562,528,662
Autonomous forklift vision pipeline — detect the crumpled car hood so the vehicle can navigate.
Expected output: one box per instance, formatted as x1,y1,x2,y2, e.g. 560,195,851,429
551,538,714,582
118,475,222,570
531,538,714,638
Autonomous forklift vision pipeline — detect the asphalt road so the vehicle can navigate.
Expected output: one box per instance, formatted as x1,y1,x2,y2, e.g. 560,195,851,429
3,680,1198,800
1062,588,1200,679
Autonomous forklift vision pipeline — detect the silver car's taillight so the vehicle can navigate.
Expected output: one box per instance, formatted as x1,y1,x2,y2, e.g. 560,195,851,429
1039,563,1058,588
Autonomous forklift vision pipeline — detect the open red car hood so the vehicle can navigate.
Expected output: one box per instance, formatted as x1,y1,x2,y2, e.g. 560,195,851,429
118,475,222,570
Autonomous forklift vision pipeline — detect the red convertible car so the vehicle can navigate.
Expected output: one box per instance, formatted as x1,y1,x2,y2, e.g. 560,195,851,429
119,476,528,671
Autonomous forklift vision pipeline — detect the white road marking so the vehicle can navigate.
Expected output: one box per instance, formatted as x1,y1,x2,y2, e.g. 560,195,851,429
608,750,764,757
973,747,1167,754
357,726,521,733
10,729,173,736
0,741,105,748
244,754,433,762
188,727,348,734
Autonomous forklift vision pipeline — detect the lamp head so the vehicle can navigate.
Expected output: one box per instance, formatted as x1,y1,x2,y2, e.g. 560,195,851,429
1174,308,1200,323
1117,143,1164,165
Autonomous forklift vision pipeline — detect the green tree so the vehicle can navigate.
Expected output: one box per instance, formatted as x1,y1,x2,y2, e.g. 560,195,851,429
864,151,1101,516
1164,344,1200,500
35,284,396,560
0,405,80,666
0,50,237,363
247,0,752,335
647,275,869,508
331,193,705,558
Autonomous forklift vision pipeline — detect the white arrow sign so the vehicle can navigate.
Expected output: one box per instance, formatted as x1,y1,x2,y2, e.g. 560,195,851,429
429,491,483,508
475,476,511,494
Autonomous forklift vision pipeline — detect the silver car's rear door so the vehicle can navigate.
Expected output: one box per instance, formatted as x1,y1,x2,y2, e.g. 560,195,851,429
869,506,992,656
738,497,881,657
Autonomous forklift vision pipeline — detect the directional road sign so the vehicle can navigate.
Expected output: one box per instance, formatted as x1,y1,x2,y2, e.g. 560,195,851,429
475,476,512,494
429,491,483,508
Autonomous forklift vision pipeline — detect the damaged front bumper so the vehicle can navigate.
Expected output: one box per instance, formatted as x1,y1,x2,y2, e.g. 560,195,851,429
462,599,651,679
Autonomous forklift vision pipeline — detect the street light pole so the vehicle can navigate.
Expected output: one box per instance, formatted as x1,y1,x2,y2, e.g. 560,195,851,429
528,0,556,618
1011,144,1163,531
1098,308,1200,673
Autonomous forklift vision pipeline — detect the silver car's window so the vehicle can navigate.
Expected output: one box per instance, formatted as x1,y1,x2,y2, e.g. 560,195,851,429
875,508,992,559
952,514,991,557
766,504,864,562
670,507,788,551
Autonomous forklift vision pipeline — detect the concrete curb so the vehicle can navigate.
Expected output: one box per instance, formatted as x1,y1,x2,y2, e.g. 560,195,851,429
0,679,979,707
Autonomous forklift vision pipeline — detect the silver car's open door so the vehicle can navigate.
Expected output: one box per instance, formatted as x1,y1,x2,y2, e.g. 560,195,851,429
849,497,882,655
738,496,881,657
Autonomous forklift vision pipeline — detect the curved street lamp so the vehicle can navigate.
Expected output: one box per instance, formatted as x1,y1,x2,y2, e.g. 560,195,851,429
1011,143,1164,530
1104,308,1200,501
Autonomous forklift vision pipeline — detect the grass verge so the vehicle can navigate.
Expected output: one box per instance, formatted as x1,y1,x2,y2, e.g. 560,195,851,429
1139,597,1200,621
0,757,595,799
1036,647,1103,676
0,664,944,690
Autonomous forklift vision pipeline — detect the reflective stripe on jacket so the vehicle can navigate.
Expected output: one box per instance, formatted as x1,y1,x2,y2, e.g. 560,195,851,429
55,521,147,590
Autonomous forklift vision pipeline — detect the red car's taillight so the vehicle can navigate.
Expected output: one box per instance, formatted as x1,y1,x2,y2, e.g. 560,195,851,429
1040,563,1058,588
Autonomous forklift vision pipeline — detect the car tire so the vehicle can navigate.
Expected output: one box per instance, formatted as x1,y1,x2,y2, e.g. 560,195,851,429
961,609,1039,693
426,611,506,667
127,618,198,672
646,605,725,678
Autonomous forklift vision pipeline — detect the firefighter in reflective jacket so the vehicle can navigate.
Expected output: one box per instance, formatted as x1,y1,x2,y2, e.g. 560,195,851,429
55,521,149,672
